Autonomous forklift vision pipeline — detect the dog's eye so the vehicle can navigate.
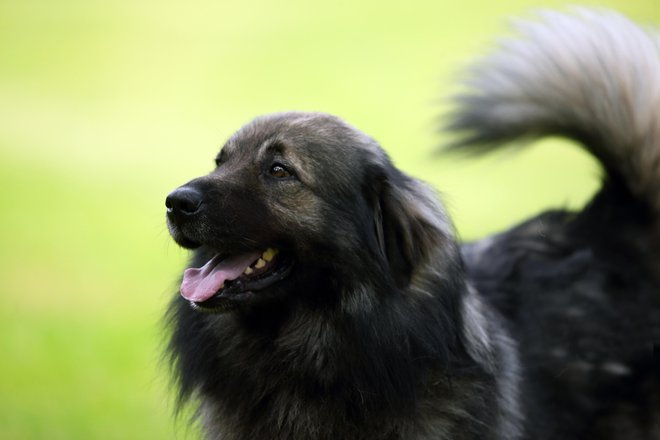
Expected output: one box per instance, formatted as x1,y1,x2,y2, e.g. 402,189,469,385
269,163,294,179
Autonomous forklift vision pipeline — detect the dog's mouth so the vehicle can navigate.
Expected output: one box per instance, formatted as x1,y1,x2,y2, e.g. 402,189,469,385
180,248,294,313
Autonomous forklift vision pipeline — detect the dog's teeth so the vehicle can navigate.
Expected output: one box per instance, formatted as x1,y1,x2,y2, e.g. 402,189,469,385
244,267,254,275
220,282,225,288
262,248,278,262
255,258,266,269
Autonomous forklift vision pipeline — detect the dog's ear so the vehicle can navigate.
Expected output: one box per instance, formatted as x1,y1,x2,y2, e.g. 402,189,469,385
374,170,451,287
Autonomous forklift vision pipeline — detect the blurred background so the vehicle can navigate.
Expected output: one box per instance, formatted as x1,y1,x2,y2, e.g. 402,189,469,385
0,0,657,438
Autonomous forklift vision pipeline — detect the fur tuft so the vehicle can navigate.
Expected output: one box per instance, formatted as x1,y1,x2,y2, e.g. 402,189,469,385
448,8,660,216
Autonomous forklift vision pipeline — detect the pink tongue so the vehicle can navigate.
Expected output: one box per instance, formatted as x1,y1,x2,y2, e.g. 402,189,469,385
180,252,261,302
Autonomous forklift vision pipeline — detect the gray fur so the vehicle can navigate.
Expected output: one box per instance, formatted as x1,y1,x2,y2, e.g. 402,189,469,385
165,8,660,440
449,8,660,216
167,110,521,439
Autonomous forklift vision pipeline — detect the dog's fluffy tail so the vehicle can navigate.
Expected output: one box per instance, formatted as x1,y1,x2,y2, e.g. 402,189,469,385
448,9,660,218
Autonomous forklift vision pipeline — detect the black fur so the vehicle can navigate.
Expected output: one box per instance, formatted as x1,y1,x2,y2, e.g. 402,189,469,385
165,9,660,440
166,112,516,439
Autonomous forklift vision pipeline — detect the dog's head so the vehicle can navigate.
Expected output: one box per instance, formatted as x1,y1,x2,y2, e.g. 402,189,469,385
166,112,452,312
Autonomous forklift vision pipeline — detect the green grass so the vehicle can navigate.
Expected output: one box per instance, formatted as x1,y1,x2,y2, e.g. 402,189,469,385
0,0,658,438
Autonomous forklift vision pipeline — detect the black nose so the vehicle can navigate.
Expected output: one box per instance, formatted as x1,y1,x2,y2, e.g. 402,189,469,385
166,186,203,218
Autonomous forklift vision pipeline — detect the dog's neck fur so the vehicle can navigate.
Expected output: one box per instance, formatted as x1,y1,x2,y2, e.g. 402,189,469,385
169,265,521,440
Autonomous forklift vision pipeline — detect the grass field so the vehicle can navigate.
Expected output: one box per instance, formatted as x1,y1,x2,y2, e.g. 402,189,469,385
1,0,658,438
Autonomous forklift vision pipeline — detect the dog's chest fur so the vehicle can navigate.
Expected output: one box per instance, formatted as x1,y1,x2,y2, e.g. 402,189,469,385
197,372,499,440
185,291,513,440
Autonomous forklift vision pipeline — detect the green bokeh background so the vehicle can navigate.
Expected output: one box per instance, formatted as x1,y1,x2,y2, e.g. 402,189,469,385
1,0,657,438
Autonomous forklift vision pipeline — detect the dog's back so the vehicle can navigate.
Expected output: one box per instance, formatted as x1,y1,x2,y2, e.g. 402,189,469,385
453,9,660,439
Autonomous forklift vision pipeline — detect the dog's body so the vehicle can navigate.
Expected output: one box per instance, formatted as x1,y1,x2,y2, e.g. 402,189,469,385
165,10,660,440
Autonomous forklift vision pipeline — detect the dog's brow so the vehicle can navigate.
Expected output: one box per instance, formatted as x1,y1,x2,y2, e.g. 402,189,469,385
257,139,288,162
260,139,283,153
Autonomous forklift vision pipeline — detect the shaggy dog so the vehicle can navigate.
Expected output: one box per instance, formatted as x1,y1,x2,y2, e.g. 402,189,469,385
165,9,660,440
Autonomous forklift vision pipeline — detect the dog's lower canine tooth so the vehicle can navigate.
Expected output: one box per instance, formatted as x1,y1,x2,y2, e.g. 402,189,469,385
262,248,277,262
244,267,254,275
255,258,266,269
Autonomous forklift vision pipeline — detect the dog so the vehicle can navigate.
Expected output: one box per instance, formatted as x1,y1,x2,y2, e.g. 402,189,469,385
165,9,660,440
